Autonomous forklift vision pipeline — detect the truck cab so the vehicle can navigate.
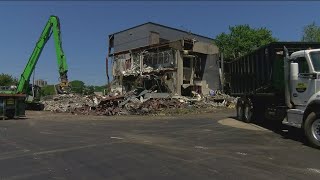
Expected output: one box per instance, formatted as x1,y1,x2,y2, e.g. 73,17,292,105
283,48,320,148
289,49,320,108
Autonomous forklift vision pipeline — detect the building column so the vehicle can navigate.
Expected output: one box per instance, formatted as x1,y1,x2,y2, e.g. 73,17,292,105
176,50,183,96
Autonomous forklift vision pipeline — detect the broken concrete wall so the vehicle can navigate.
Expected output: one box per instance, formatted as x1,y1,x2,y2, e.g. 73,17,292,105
109,38,221,97
112,49,176,76
202,54,221,92
163,72,177,94
177,40,221,96
176,50,183,95
193,41,218,55
112,53,141,77
111,48,179,95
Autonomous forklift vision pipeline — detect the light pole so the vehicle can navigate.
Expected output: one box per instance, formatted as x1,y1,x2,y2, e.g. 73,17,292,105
221,51,224,93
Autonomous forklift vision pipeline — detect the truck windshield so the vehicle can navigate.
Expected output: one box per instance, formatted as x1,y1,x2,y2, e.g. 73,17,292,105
310,51,320,71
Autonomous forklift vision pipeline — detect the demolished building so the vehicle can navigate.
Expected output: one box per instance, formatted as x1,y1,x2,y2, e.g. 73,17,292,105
107,22,221,97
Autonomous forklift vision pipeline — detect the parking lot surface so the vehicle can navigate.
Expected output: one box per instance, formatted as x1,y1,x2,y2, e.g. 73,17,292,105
0,109,319,180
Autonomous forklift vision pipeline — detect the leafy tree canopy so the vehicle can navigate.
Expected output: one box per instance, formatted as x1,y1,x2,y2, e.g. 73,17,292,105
0,73,18,86
70,80,85,94
83,85,95,95
214,24,278,60
39,85,55,96
302,22,320,42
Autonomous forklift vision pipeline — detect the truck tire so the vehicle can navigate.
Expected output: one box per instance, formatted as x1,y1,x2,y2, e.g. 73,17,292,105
304,112,320,149
236,99,244,121
243,100,253,123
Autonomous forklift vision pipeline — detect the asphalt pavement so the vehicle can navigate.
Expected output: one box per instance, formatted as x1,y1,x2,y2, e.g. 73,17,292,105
0,109,319,180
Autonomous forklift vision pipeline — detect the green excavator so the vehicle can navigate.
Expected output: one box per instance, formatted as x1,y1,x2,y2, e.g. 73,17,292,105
0,15,70,119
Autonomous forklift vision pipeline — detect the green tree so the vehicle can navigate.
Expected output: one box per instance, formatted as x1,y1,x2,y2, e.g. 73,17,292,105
93,85,107,93
214,24,277,60
39,85,56,96
0,73,18,86
302,22,320,42
83,85,95,95
69,80,85,94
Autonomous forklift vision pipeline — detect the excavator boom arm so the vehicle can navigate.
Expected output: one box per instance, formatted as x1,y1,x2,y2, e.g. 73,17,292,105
51,16,68,80
16,16,69,94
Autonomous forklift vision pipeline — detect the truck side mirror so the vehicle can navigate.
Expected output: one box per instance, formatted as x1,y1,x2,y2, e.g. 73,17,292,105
290,62,299,80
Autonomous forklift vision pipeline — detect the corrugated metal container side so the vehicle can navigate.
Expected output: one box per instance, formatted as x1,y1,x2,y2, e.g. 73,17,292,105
228,42,320,96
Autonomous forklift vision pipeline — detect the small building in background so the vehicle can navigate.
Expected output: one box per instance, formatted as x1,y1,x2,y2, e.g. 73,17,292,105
34,79,47,87
107,22,221,97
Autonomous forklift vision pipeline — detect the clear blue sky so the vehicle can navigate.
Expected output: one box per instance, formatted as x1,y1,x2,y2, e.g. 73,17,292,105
0,1,319,86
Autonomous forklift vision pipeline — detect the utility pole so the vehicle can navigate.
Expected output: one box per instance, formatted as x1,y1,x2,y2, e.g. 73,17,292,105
221,52,224,93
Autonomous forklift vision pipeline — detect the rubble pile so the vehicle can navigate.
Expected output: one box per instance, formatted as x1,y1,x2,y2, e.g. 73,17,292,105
72,95,124,116
204,93,237,108
125,98,188,115
41,94,100,113
41,90,236,116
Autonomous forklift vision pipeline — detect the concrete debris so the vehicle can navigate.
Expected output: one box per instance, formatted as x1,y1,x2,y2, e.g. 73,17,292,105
41,94,99,113
41,90,236,116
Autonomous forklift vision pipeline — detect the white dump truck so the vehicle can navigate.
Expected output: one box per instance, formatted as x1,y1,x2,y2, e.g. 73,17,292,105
228,42,320,149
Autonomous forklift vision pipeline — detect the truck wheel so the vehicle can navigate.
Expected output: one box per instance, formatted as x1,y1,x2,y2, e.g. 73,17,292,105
304,112,320,149
236,99,244,121
243,101,253,123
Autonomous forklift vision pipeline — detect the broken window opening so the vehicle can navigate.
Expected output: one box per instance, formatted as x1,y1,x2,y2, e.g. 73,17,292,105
181,85,202,97
165,73,172,80
181,86,192,96
142,49,175,70
142,76,168,93
121,74,172,94
113,53,142,76
194,56,202,79
183,57,191,68
193,54,207,80
183,39,194,50
193,85,202,95
122,75,142,92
